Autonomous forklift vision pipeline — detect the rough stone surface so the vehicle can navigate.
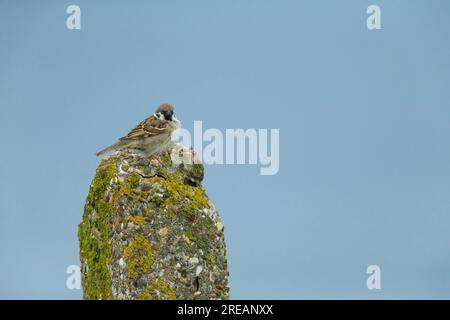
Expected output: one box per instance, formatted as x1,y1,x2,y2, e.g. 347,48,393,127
78,144,229,300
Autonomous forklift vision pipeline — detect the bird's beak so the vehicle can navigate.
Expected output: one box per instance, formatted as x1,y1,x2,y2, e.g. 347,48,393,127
163,112,173,121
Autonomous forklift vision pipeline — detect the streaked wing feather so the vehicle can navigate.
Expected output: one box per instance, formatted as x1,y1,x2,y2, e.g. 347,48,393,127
119,115,169,141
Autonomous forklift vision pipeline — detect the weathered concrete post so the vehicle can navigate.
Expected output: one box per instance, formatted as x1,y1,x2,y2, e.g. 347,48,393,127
78,145,229,299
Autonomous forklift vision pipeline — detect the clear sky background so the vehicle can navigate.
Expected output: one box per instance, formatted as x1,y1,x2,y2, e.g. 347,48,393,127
1,0,450,299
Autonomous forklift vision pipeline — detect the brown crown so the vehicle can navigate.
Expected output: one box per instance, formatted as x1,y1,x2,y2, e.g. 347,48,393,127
155,103,174,113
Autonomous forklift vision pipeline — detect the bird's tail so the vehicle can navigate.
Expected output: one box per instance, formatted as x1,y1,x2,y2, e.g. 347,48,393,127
96,143,120,157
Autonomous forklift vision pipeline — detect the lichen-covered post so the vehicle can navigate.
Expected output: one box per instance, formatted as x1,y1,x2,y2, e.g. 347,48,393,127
78,145,229,299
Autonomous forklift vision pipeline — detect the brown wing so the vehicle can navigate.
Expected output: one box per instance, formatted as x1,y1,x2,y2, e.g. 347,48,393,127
119,114,170,141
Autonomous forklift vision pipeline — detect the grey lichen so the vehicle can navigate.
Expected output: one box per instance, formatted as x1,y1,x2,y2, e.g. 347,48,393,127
78,145,229,300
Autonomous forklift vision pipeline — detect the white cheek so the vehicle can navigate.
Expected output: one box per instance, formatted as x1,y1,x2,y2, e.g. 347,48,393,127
173,118,181,129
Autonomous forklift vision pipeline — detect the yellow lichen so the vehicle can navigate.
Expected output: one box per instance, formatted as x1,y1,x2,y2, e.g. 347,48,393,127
150,170,210,218
137,280,176,300
124,234,154,280
78,158,117,299
127,215,146,226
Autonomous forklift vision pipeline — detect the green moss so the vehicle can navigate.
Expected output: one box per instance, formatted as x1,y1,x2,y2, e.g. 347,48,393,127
184,229,195,241
148,189,164,206
117,151,131,158
191,163,204,179
137,280,176,300
220,291,230,300
150,170,210,218
124,234,154,280
160,152,172,166
206,254,216,268
127,172,141,188
198,232,214,255
143,206,153,217
119,183,131,196
78,158,117,299
144,164,215,254
127,215,146,226
118,172,143,200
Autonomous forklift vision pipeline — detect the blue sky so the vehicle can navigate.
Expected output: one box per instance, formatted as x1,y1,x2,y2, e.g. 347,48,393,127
1,0,450,299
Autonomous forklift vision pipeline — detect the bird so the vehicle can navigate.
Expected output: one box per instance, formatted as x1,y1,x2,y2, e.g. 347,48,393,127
96,103,181,157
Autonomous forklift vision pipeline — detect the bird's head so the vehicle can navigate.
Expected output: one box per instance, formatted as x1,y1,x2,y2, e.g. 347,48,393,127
155,103,175,121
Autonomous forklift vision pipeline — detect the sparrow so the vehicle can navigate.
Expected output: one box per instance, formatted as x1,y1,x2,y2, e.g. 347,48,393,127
96,103,181,157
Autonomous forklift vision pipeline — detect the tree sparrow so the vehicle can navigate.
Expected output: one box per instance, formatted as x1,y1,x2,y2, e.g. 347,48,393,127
96,103,181,157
